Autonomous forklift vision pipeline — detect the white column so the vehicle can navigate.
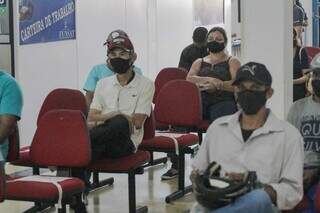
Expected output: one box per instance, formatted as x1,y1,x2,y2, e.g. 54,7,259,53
240,0,293,119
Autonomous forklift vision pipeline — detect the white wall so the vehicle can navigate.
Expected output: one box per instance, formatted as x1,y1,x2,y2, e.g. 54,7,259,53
13,0,80,145
241,0,292,119
14,0,232,146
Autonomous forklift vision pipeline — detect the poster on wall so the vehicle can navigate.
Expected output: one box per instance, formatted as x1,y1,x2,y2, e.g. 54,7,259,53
0,0,9,43
193,0,224,27
19,0,76,45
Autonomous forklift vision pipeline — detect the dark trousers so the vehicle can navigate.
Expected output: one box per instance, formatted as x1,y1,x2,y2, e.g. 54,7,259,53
89,114,135,160
202,99,237,123
72,115,135,187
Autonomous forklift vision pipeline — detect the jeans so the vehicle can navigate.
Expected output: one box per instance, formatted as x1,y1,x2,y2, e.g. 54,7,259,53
302,183,318,213
202,99,237,123
212,189,274,213
192,189,274,213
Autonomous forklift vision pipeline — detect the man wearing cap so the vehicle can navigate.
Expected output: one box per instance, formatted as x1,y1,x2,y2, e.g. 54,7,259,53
83,30,143,108
191,62,304,212
287,67,320,212
83,28,155,159
71,30,154,209
178,27,209,71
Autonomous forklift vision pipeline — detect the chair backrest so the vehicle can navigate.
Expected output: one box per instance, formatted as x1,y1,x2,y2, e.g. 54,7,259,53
143,109,156,140
30,110,91,168
305,46,320,63
37,88,87,126
154,67,188,103
7,126,20,162
154,80,202,126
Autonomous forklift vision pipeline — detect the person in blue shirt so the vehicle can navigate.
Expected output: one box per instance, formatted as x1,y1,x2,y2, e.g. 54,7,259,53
0,70,23,162
83,30,142,108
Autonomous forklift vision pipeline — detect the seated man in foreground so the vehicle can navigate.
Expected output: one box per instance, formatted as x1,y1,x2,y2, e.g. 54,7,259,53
191,62,304,212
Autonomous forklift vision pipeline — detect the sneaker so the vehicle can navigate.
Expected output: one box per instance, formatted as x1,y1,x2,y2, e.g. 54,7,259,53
161,168,178,180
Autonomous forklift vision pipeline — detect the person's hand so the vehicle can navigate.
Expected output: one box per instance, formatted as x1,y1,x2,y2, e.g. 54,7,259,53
210,78,224,90
197,82,215,92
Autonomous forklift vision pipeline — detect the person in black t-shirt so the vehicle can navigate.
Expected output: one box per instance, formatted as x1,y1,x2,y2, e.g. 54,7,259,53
178,27,209,72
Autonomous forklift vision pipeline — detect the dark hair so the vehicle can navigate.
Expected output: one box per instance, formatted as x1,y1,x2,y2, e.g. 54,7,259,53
207,27,228,44
193,27,208,43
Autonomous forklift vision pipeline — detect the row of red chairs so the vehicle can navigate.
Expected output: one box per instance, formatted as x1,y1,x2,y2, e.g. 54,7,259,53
1,75,206,212
4,63,319,212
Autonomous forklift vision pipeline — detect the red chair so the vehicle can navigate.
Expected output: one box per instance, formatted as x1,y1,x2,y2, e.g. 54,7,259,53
305,46,320,63
88,117,152,213
153,67,188,103
5,110,91,213
11,88,87,173
154,67,188,130
139,80,200,203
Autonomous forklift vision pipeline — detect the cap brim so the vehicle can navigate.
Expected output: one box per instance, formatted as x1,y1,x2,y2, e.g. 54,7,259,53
232,76,267,86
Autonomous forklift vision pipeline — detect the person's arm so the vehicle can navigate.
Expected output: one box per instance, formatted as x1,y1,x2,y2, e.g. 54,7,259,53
83,66,99,107
85,91,94,109
187,59,222,89
178,49,191,71
268,133,304,210
132,80,155,129
0,115,18,145
294,48,310,85
219,57,241,92
0,80,23,144
88,109,119,123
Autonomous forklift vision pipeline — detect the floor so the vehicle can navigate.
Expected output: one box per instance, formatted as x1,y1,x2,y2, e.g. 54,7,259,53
0,153,196,213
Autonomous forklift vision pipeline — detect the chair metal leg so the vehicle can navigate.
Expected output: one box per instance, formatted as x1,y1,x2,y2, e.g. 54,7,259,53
197,130,203,145
23,202,54,213
58,204,66,213
128,171,148,213
32,166,40,175
90,171,114,191
165,151,192,203
142,151,167,168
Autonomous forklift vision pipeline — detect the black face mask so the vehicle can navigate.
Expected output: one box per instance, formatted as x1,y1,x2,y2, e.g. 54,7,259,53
207,41,225,53
237,90,267,115
312,79,320,97
110,58,132,74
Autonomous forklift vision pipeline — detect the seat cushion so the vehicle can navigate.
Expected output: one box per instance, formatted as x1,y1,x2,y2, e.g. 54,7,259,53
139,133,199,150
6,176,84,202
10,146,34,167
88,150,150,172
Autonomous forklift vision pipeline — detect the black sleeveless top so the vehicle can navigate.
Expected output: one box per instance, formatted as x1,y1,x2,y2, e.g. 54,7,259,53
198,57,235,105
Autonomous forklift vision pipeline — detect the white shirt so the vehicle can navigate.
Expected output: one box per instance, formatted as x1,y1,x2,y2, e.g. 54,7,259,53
91,73,155,148
192,110,304,210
